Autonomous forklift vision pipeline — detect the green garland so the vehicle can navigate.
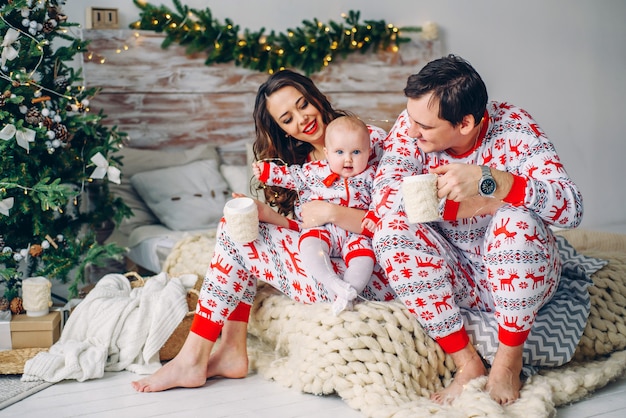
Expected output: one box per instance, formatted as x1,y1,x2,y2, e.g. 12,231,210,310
131,0,428,75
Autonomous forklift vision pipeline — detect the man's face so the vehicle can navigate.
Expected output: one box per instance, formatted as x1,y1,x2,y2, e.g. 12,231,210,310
406,92,457,154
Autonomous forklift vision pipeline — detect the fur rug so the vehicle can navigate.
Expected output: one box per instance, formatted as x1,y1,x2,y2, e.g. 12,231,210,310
164,229,626,418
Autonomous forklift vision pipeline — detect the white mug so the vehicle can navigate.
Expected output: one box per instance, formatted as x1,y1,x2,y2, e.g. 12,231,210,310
223,197,259,243
401,174,441,223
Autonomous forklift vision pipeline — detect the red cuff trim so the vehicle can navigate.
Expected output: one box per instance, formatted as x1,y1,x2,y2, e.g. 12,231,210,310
498,325,531,346
362,211,378,238
258,162,271,183
300,229,331,248
228,302,251,322
503,175,527,206
345,248,375,265
364,211,378,224
442,199,460,221
435,328,470,354
287,218,300,231
190,314,222,342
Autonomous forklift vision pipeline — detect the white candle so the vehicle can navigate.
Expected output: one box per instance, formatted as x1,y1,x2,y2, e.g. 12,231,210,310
22,276,52,317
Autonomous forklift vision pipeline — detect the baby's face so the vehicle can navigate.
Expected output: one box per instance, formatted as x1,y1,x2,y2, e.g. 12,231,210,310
324,126,370,178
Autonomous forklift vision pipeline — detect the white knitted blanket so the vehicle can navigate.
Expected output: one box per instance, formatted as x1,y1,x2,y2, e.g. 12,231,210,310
246,283,626,418
165,230,626,418
21,273,197,383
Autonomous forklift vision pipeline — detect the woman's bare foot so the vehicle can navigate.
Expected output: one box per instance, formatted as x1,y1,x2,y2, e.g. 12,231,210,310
132,333,214,392
206,319,250,379
132,355,209,392
431,344,487,404
206,342,249,379
485,344,523,405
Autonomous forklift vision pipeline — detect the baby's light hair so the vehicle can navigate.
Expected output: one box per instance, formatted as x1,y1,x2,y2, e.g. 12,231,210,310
326,115,371,148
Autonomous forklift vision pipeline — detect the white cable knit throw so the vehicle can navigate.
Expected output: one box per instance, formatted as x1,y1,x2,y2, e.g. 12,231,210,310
21,272,196,383
163,230,626,418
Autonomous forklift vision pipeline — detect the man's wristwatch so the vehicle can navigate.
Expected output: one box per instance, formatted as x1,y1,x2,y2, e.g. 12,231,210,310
478,165,497,197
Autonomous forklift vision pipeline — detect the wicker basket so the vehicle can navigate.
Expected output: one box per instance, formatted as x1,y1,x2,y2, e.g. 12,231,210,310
125,271,203,361
0,347,48,375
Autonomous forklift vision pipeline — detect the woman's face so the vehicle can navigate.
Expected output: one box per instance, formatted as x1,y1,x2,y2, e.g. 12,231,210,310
265,85,325,147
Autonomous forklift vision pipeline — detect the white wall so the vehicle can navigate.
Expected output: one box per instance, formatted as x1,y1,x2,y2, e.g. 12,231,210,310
68,0,626,231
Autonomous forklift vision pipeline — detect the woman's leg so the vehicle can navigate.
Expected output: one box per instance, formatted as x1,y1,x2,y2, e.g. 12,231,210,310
134,218,394,393
133,221,295,392
206,319,249,379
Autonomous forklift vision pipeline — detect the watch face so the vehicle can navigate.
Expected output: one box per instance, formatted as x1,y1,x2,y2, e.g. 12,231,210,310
480,178,497,195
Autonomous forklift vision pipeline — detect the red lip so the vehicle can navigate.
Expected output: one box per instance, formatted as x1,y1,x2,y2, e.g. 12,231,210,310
304,120,318,135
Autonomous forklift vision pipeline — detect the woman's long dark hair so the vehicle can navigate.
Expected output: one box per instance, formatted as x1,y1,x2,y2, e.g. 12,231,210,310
252,69,348,216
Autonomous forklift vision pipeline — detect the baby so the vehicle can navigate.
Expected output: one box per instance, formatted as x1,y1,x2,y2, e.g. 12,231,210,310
253,116,376,314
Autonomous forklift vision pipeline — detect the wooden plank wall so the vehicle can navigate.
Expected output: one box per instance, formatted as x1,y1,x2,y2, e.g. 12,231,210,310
81,29,442,164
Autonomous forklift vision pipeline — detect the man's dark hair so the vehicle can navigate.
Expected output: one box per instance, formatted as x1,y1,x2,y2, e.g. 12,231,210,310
404,54,488,126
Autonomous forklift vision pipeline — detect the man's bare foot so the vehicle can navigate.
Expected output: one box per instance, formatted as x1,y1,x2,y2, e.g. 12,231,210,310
131,355,209,392
485,363,522,405
485,344,523,405
431,344,487,404
206,342,249,379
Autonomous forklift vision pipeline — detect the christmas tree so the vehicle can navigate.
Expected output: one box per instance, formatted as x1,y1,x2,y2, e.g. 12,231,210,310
0,0,130,304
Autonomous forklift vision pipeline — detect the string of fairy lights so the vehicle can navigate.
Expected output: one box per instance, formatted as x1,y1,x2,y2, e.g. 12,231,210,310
85,0,438,76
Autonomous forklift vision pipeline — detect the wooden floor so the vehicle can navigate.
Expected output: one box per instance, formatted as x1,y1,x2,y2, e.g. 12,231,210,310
4,368,626,417
7,225,626,417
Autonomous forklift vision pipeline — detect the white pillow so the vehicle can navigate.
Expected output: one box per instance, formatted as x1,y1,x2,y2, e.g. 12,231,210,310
130,159,229,231
220,164,251,195
110,144,220,235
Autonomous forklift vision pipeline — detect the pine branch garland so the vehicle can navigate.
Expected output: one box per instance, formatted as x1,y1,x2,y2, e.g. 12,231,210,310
130,0,436,75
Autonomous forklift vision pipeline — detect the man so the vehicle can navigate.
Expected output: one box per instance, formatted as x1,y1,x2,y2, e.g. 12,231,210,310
368,54,583,404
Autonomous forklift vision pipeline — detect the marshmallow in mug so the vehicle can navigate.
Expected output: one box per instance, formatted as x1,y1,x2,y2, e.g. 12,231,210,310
401,173,442,223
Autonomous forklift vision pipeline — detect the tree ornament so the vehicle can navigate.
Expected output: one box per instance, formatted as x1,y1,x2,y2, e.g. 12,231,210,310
47,6,67,24
0,91,11,107
29,244,43,257
42,115,54,129
0,297,9,311
25,106,43,125
52,123,69,143
0,197,14,216
43,19,57,34
54,75,68,90
10,297,24,314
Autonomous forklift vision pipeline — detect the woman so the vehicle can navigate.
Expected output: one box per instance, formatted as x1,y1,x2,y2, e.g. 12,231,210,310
131,69,393,392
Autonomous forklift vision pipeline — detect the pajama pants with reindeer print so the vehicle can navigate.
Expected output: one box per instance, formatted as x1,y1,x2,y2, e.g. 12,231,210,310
373,205,561,354
190,219,395,342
